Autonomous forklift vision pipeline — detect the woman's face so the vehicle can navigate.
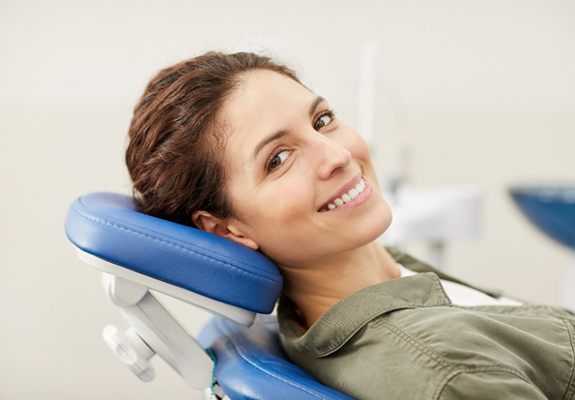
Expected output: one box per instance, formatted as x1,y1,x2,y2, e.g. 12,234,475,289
219,70,392,267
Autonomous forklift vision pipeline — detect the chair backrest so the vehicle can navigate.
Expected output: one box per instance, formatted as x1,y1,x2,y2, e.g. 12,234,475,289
199,315,353,400
65,192,352,399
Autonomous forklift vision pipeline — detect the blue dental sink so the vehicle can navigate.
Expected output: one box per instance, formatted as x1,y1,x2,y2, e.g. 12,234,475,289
509,186,575,251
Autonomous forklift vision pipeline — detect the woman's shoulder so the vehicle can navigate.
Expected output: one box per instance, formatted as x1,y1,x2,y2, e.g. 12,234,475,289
278,277,575,400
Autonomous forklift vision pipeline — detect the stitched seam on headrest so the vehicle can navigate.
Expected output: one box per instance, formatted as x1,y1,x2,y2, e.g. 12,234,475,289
74,204,280,283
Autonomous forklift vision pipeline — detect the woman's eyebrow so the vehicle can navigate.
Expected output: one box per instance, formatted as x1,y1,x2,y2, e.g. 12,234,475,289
308,96,326,117
253,96,326,159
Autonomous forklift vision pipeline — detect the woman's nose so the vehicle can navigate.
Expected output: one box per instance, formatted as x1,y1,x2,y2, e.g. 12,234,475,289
314,135,352,180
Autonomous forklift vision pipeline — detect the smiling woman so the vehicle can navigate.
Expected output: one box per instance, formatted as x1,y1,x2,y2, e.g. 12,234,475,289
126,51,575,400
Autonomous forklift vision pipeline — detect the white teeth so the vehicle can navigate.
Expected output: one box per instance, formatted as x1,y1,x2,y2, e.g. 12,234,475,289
322,178,367,211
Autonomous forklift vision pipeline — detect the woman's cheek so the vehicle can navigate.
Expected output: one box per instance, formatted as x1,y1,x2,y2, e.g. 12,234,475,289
349,130,371,155
267,184,312,220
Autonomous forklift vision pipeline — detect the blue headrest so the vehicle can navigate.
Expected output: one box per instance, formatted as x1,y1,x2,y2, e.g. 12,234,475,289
65,192,283,313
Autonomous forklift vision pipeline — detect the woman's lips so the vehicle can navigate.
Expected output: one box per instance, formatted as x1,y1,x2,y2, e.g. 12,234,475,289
318,176,370,212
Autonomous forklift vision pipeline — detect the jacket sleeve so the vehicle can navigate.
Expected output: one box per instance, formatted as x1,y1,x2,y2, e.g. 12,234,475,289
438,370,548,400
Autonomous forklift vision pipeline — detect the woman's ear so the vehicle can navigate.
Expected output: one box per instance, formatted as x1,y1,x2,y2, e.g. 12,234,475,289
191,210,259,251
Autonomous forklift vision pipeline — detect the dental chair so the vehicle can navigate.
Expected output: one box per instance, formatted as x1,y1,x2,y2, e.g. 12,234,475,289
65,192,352,400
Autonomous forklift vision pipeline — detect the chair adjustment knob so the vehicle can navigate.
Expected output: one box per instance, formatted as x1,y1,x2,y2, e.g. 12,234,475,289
102,325,156,382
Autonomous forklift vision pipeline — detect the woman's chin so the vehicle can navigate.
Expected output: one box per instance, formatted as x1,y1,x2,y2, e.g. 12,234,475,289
331,202,392,252
363,200,393,241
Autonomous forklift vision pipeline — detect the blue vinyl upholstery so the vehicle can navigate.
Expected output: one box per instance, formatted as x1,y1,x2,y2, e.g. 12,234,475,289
199,316,353,400
65,192,282,313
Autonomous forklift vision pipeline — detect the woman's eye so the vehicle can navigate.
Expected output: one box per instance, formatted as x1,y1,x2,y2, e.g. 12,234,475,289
314,111,335,130
267,149,290,171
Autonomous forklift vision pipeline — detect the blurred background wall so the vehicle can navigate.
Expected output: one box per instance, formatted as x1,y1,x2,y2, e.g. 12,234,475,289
1,0,574,398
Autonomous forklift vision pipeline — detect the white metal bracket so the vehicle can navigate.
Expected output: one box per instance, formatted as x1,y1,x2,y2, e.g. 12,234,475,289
73,248,258,395
101,273,213,390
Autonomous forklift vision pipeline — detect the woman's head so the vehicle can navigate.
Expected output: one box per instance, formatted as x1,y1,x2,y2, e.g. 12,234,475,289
126,51,300,226
126,52,392,267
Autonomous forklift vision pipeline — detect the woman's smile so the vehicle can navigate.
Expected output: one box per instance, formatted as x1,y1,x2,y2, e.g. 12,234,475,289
318,175,372,212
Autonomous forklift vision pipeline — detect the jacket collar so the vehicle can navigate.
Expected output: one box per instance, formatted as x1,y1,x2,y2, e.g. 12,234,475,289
279,272,452,358
385,247,503,298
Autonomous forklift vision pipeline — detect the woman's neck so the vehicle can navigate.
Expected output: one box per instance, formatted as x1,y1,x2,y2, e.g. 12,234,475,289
279,243,400,329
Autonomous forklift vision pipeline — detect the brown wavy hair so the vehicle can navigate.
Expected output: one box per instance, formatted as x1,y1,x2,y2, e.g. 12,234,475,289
126,51,300,227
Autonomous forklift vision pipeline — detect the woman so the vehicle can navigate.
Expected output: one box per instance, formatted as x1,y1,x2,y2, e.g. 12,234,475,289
126,51,575,399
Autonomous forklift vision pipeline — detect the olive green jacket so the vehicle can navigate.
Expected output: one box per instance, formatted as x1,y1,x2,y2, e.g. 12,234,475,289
278,248,575,399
